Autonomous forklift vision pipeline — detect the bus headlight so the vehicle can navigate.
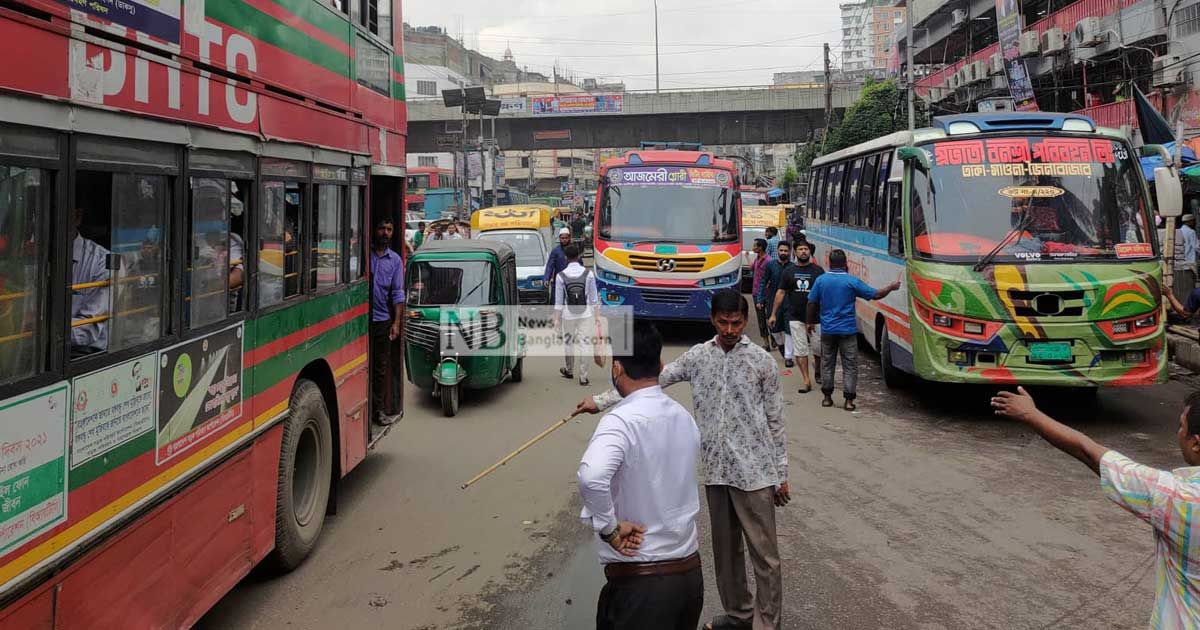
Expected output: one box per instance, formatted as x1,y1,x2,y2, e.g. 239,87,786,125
530,278,545,288
700,272,738,288
599,270,634,285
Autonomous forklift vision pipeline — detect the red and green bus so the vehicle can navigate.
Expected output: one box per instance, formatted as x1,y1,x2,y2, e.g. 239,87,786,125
0,0,406,626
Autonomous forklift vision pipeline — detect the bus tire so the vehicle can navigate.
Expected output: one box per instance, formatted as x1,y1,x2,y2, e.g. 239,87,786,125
267,379,333,573
511,358,524,383
441,383,460,416
880,326,905,389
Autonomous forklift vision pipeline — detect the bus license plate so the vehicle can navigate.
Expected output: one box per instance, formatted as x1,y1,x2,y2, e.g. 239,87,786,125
1029,342,1072,362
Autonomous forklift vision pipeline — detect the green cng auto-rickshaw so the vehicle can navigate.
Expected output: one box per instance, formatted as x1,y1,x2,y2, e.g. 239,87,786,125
403,240,526,416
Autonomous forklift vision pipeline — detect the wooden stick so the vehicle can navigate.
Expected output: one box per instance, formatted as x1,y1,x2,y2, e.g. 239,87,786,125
460,410,582,490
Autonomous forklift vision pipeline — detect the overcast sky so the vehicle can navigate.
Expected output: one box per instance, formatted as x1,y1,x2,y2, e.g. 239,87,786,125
403,0,844,91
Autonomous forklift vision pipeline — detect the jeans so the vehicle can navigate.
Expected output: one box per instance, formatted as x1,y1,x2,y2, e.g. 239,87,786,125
820,333,859,399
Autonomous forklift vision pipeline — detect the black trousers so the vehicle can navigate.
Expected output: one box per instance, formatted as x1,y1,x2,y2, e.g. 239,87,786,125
370,320,393,418
596,566,703,630
753,302,770,341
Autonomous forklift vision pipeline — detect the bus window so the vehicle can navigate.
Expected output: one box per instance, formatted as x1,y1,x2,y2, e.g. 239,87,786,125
259,180,305,307
72,171,166,357
817,167,829,220
0,165,47,384
859,154,879,230
875,152,893,233
313,184,344,289
845,158,863,225
828,164,843,223
888,180,905,257
186,177,248,329
349,179,366,279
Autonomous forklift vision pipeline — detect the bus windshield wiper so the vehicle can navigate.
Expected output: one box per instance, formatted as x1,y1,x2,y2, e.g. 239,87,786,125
973,210,1032,272
626,238,683,245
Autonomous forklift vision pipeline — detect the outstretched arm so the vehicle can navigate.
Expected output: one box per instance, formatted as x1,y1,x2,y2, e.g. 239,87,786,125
991,387,1108,475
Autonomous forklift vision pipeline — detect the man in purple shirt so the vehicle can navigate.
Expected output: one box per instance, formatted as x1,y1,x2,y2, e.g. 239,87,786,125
370,218,405,425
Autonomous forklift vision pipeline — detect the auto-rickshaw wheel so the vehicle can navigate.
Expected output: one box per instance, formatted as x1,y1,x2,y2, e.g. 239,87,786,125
441,383,460,416
511,358,524,383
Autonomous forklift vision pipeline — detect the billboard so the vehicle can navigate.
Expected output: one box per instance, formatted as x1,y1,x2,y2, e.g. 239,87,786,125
531,94,623,116
156,324,244,464
995,0,1038,111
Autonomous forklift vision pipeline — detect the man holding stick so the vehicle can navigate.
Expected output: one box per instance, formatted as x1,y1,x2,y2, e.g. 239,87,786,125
576,289,789,630
577,320,704,629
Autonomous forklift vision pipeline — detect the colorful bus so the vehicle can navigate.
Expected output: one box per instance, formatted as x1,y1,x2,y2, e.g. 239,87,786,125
803,113,1180,388
593,150,742,320
0,1,407,626
407,167,463,220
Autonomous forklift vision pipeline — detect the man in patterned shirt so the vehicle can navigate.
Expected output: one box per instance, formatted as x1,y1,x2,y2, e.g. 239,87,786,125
992,387,1200,627
576,289,789,630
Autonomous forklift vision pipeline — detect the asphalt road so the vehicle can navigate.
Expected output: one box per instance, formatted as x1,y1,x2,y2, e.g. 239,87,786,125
199,321,1196,630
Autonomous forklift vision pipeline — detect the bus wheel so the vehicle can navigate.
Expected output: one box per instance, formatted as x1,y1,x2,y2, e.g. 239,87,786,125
511,358,524,383
441,383,460,416
880,327,905,389
267,379,333,572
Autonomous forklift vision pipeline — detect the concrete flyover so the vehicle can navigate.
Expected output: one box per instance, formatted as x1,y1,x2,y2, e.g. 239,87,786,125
406,86,862,152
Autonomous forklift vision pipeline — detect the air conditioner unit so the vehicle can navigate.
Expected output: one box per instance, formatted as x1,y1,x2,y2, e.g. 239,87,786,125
958,66,974,86
972,61,989,83
949,71,963,90
951,9,968,28
991,52,1004,76
1043,27,1067,54
1019,31,1040,57
1073,17,1106,48
1153,55,1185,88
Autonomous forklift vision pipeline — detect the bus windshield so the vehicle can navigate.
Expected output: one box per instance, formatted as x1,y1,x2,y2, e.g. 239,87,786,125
599,166,737,243
911,135,1153,263
477,231,546,267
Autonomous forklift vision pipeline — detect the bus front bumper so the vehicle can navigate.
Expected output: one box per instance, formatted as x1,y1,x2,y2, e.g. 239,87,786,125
908,320,1168,387
597,280,719,320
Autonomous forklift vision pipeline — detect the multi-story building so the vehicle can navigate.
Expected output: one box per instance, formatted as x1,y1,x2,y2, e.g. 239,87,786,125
403,24,549,88
896,0,1200,134
842,2,873,72
502,150,598,197
871,5,906,71
843,0,904,74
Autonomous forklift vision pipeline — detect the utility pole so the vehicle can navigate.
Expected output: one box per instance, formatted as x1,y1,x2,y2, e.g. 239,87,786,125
823,42,832,152
905,0,915,131
654,0,660,93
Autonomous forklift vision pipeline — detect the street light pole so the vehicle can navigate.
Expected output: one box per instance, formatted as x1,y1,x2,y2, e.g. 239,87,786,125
654,0,660,93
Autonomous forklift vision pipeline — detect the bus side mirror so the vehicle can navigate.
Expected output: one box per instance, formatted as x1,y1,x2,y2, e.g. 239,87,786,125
897,146,930,171
1154,167,1184,218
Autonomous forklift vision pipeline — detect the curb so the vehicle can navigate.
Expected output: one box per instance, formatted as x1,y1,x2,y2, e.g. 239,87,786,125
1167,325,1200,373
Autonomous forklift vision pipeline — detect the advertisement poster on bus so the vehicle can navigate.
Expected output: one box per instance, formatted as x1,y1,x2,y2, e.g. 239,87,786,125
53,0,182,45
0,383,68,557
531,94,624,116
156,324,244,465
995,0,1038,111
70,356,156,469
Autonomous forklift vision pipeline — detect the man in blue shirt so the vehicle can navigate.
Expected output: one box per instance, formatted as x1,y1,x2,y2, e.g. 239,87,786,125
806,249,900,411
763,226,781,260
370,218,405,426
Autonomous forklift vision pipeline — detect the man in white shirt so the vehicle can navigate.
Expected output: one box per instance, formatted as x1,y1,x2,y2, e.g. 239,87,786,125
70,208,111,357
553,244,599,386
578,320,704,630
1179,214,1197,277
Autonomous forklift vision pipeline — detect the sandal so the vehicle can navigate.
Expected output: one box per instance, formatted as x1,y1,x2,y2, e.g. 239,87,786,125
844,400,857,411
821,397,834,407
704,615,752,630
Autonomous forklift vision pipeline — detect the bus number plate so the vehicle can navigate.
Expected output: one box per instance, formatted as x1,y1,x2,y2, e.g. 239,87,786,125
1029,342,1072,362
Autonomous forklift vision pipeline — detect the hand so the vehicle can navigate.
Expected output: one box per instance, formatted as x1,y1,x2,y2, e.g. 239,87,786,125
608,521,646,557
773,481,791,507
552,314,561,330
575,397,600,415
389,320,400,341
990,386,1039,423
767,315,776,328
806,324,814,337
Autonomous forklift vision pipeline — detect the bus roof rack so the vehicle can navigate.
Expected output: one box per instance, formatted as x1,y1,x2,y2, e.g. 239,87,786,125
931,112,1096,135
638,141,703,150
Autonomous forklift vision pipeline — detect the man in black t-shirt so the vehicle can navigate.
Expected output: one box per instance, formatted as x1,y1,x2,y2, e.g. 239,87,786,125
768,241,824,393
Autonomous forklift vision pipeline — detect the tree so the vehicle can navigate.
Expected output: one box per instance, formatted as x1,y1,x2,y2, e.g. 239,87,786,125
781,165,799,187
794,79,929,173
